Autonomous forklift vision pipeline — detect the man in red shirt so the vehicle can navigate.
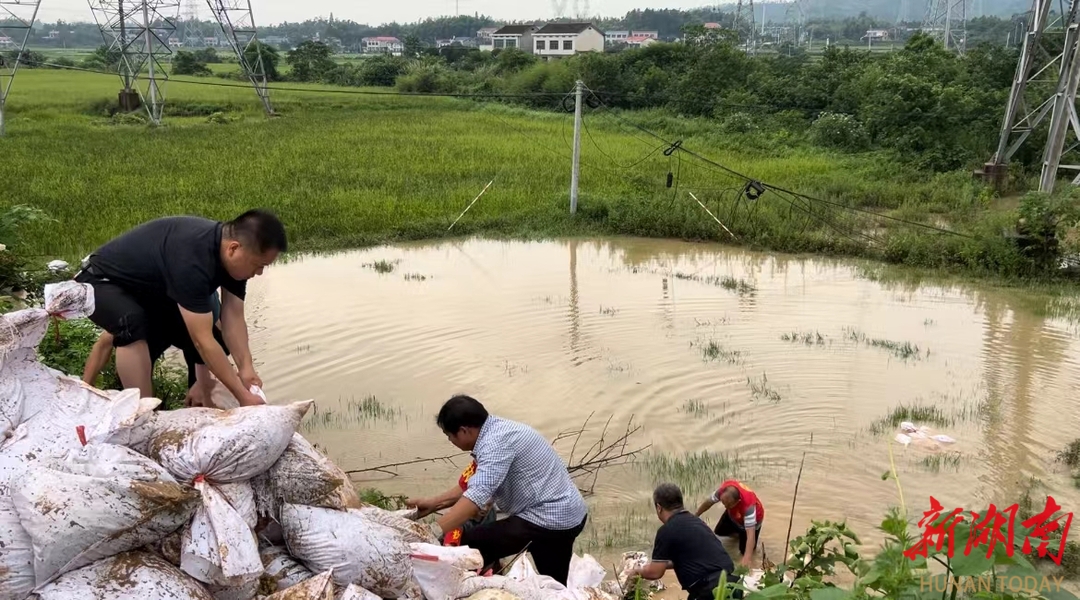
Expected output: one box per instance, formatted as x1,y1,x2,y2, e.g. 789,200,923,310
695,480,765,568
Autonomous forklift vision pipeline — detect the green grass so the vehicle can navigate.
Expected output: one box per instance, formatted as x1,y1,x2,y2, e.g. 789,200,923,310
918,452,962,472
363,259,399,273
0,69,1017,273
672,271,757,295
639,450,743,496
680,399,709,418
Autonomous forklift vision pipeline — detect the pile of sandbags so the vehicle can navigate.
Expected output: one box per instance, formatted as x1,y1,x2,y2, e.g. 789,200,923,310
0,283,629,600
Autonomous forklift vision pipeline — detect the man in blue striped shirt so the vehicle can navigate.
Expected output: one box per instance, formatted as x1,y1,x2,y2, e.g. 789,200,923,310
407,395,589,585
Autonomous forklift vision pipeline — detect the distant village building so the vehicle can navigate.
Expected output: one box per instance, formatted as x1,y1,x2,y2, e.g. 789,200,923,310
437,36,478,49
607,30,658,43
532,23,605,58
862,29,889,40
361,36,404,56
490,24,539,51
703,22,722,29
0,36,14,49
263,36,291,49
625,34,658,48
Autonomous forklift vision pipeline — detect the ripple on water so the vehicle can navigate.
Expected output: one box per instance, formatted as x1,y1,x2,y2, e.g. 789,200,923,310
246,236,1080,556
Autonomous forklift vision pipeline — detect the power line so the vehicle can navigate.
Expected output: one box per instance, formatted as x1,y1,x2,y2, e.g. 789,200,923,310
580,83,972,240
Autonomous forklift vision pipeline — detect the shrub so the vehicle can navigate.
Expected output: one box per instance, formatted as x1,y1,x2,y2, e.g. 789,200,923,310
810,112,870,151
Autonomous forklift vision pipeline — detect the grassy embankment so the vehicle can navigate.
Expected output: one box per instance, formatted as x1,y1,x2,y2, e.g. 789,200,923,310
1,68,1007,275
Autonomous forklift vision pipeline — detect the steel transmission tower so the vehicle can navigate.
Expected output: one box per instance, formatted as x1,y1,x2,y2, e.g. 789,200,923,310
986,0,1080,193
88,0,181,124
206,0,273,115
0,0,43,137
923,0,969,53
181,0,205,46
732,0,756,54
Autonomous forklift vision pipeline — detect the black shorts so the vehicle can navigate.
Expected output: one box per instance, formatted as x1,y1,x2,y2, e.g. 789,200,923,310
714,512,762,556
75,268,230,381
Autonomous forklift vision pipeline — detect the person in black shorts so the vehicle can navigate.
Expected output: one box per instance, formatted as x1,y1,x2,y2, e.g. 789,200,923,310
626,483,742,600
81,290,228,407
74,210,286,407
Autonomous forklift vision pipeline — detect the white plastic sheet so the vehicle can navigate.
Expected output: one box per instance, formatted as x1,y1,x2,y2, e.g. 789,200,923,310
566,554,606,590
31,551,214,600
11,443,198,587
281,503,413,598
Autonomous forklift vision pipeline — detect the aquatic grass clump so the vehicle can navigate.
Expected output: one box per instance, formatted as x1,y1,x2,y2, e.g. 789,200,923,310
747,372,781,402
868,402,952,435
780,330,828,346
680,399,709,418
301,394,402,432
639,450,742,495
918,452,962,472
671,272,757,296
363,259,399,274
694,339,744,365
844,327,928,361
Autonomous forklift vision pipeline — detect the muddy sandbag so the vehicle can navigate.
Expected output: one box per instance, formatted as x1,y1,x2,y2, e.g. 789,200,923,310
31,551,214,600
260,546,314,593
463,591,523,600
264,570,335,600
180,479,261,587
280,503,413,598
336,585,380,600
0,495,33,600
409,543,484,600
352,506,437,545
252,433,360,519
12,443,198,587
144,400,314,484
207,580,260,600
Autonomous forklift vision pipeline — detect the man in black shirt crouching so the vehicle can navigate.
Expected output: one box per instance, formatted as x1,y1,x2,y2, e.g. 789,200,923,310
626,483,743,600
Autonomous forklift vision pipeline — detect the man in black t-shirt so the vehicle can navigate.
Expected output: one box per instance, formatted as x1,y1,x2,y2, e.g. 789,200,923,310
74,210,286,407
626,483,742,600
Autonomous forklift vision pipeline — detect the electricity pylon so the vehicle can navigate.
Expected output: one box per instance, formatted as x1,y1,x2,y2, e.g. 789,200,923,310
0,0,42,136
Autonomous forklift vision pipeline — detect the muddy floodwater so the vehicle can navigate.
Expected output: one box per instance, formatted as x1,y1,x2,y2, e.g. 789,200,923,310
243,236,1080,564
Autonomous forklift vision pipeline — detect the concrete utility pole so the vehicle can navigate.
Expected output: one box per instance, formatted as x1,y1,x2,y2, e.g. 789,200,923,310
984,0,1080,193
570,80,583,215
0,0,43,137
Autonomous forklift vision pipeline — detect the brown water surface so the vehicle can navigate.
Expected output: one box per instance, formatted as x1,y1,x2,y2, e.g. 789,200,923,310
243,237,1080,564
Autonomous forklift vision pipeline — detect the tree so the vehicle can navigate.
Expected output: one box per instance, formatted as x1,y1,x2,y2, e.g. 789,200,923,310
194,48,221,64
287,40,335,82
172,50,212,76
403,34,422,59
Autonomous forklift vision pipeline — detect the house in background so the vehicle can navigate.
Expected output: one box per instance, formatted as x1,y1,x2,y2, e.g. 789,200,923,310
532,23,604,58
605,30,630,44
703,22,722,29
491,24,539,51
476,26,499,51
625,34,658,48
862,29,890,41
436,36,478,49
361,36,404,56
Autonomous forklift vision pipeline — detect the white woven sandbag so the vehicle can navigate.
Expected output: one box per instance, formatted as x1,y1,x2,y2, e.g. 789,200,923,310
0,495,33,600
458,576,544,600
281,503,413,598
567,554,606,590
351,506,437,545
206,580,259,600
408,543,484,600
252,433,360,519
180,479,261,587
11,443,198,587
264,570,335,600
41,282,95,321
259,546,314,592
336,584,381,600
31,551,214,600
218,481,257,529
144,400,314,484
0,387,159,496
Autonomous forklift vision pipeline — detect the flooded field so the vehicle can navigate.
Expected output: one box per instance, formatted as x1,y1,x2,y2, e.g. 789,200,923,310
243,236,1080,564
